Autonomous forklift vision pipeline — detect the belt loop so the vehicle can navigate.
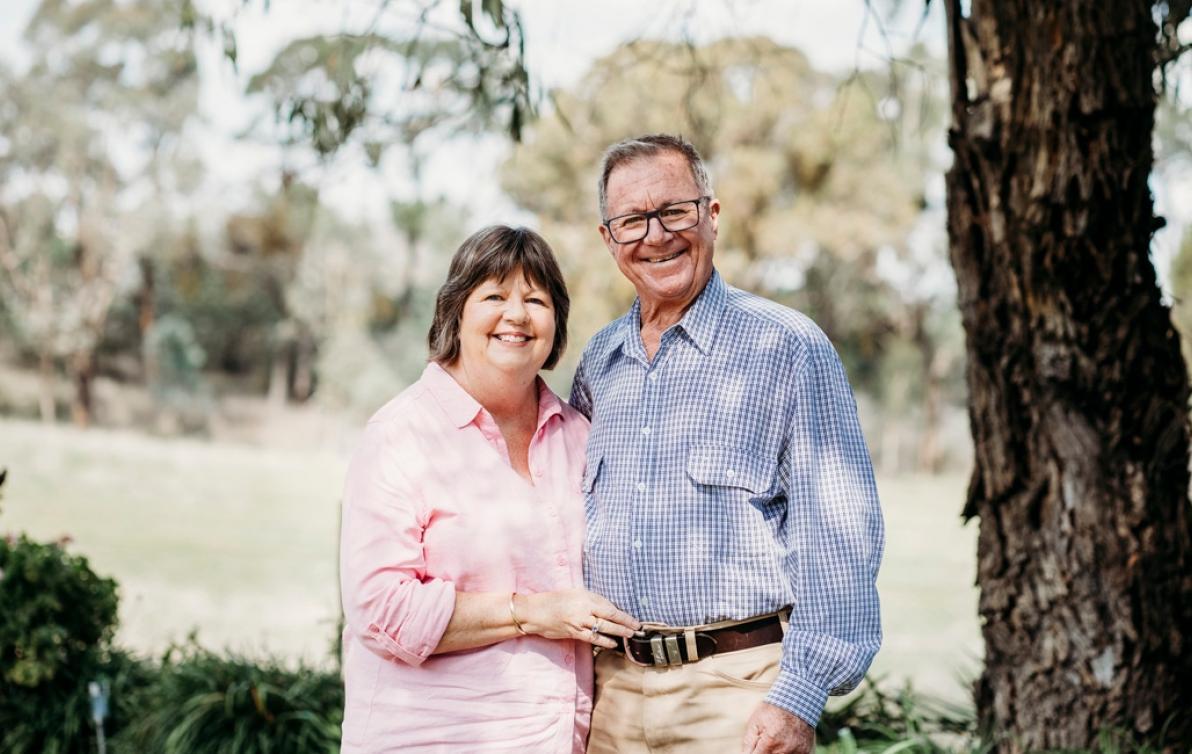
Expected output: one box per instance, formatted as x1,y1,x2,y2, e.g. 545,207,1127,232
684,628,699,662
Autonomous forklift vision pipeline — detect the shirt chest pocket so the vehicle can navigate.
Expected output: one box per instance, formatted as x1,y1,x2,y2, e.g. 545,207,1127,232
685,445,777,498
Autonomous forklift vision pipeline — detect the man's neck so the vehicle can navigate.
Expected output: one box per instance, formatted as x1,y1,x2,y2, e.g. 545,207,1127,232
638,301,692,362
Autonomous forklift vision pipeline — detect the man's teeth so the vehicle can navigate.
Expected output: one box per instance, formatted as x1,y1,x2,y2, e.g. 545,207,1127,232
647,251,683,263
495,334,530,342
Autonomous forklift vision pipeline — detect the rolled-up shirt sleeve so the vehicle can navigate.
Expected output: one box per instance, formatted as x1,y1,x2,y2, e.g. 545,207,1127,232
765,336,885,727
340,420,456,666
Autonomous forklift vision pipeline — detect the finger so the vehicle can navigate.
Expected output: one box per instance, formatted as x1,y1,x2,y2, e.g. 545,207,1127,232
592,603,642,631
583,611,634,638
577,623,619,649
593,621,636,639
740,725,759,754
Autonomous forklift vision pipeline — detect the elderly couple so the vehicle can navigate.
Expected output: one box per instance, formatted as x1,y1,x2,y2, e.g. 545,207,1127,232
338,134,884,754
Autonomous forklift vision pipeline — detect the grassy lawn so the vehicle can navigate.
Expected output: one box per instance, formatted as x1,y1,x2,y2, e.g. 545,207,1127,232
0,418,346,668
0,417,981,703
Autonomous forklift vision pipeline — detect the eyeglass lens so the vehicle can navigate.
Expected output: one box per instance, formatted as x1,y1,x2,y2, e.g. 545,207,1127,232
609,200,701,242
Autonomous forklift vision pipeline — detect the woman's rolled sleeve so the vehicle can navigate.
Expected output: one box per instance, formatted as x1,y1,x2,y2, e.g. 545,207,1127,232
340,421,456,666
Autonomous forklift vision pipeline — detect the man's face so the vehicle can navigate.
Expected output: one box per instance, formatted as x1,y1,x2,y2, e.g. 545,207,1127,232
599,151,720,313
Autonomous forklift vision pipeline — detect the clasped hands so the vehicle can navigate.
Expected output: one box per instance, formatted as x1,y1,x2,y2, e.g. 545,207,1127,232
513,588,640,649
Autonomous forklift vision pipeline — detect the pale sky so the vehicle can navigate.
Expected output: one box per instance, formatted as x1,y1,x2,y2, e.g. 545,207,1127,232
2,0,1187,283
0,0,944,218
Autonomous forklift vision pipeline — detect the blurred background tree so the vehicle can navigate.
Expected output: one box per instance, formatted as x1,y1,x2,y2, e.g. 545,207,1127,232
0,0,201,427
503,36,963,471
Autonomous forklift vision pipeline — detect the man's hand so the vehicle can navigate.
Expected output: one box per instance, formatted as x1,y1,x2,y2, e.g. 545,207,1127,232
741,702,815,754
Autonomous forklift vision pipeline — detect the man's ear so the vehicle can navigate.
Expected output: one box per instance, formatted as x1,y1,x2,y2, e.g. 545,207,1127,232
598,223,616,255
708,198,721,238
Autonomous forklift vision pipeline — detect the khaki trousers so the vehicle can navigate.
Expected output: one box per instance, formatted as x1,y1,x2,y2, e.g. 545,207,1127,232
586,641,782,754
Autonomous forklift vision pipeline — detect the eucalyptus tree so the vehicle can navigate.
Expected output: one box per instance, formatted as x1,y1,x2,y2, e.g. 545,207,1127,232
0,0,201,425
942,0,1192,747
501,36,957,467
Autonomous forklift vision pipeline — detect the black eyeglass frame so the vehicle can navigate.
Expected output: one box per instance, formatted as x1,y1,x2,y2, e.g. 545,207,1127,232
602,196,711,244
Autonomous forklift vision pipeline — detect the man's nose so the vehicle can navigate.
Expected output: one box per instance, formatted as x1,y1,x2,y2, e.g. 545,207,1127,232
642,214,671,244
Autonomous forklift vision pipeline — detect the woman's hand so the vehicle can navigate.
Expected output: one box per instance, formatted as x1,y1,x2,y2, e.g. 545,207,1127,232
516,589,641,649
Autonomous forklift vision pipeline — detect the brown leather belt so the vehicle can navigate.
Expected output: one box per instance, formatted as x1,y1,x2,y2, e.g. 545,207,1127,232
610,611,786,667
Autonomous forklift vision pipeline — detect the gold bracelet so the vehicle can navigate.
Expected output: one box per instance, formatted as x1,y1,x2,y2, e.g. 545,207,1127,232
509,592,528,635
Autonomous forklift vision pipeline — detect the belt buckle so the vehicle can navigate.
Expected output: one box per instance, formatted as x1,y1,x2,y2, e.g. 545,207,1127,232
623,632,686,667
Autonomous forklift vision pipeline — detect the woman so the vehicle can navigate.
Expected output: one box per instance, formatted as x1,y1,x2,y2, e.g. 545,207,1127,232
339,225,639,753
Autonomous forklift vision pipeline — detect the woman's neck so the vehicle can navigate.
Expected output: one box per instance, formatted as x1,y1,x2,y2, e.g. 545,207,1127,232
445,361,539,424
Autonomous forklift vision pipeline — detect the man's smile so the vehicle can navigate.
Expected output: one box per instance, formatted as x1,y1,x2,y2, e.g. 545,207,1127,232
642,248,687,264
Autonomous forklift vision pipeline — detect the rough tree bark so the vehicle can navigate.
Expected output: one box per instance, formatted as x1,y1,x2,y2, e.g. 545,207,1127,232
944,1,1192,750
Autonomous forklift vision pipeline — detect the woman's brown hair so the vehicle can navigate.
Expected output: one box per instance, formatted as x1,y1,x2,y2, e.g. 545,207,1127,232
427,225,570,369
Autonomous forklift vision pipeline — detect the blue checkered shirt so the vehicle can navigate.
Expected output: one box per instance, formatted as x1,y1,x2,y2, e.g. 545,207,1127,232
570,270,884,727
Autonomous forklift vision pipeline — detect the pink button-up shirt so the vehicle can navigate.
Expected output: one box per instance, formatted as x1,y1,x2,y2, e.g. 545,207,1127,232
340,362,592,753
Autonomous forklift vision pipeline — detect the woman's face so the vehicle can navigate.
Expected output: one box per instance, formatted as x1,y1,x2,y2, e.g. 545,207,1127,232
456,268,556,377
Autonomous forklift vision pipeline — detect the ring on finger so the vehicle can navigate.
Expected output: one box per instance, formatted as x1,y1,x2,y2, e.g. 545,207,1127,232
589,619,604,639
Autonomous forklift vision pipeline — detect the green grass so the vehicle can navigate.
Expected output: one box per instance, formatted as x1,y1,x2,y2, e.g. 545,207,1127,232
0,418,345,668
0,417,982,703
868,475,981,705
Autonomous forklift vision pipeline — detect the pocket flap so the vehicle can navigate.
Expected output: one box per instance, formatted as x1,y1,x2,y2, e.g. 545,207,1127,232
686,446,776,494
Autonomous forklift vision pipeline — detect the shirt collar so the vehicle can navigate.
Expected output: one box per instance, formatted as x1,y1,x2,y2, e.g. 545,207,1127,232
594,269,727,366
673,269,726,355
422,361,563,431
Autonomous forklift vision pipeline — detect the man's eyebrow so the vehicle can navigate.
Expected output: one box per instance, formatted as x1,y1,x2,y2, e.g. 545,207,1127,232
609,197,690,216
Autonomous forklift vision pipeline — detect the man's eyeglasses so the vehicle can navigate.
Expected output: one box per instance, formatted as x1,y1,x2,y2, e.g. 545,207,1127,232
603,197,710,244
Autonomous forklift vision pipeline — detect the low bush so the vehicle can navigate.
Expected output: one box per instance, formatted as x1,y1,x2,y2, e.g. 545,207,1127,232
113,642,343,754
817,678,979,754
0,473,139,753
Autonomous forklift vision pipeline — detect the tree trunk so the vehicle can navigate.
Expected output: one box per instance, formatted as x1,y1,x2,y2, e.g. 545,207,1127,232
70,350,95,428
37,350,55,423
912,304,944,473
944,1,1192,750
137,256,156,338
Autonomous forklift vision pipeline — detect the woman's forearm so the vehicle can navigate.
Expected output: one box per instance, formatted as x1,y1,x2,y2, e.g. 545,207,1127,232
431,592,525,654
430,589,639,655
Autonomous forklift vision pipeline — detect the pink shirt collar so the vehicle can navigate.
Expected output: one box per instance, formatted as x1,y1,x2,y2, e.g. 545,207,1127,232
422,361,564,432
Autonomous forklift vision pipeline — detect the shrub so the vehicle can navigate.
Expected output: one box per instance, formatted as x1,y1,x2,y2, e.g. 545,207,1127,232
817,678,979,753
0,519,126,753
114,642,343,754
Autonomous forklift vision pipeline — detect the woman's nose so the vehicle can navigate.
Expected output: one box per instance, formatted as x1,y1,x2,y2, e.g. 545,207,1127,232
503,297,529,323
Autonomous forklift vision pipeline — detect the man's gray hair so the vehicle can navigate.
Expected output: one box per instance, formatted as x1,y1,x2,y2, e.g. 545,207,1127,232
597,134,712,220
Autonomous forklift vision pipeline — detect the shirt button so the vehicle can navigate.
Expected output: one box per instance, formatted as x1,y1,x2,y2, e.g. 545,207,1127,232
563,653,574,667
636,482,646,493
641,426,651,436
725,469,736,479
632,539,642,550
649,373,659,382
556,555,567,566
638,596,650,608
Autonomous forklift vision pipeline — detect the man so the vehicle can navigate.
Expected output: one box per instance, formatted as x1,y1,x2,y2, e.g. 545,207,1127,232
570,134,884,754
